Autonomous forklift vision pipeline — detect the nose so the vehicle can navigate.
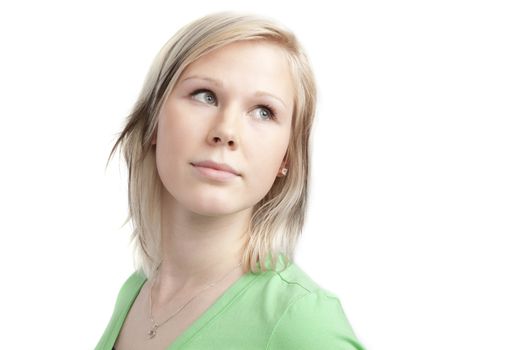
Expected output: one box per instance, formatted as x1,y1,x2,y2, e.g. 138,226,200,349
207,105,240,149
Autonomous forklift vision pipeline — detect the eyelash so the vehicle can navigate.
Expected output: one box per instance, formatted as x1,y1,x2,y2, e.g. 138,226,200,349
190,89,277,121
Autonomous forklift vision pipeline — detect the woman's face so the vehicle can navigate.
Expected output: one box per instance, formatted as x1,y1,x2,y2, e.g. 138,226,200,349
153,40,294,216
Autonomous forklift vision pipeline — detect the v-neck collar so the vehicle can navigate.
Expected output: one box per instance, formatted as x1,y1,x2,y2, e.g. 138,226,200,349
109,269,261,349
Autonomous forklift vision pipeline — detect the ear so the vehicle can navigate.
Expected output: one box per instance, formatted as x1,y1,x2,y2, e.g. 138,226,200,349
276,157,288,178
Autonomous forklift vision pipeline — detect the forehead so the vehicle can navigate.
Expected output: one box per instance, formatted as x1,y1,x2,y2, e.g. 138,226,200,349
186,40,291,72
177,40,296,104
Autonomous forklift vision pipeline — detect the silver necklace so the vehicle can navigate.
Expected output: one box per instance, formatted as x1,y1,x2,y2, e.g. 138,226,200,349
147,263,242,339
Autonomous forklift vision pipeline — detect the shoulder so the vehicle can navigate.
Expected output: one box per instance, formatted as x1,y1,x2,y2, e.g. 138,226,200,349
113,270,147,312
256,257,322,299
94,271,147,350
109,270,147,321
263,263,366,350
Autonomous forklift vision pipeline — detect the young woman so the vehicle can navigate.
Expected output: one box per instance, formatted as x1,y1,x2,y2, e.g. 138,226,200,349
95,11,366,350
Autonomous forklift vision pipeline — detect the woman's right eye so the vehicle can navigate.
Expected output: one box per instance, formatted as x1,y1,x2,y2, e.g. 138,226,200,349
190,89,217,105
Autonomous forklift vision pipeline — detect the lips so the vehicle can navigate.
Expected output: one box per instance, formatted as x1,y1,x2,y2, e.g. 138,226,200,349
191,160,240,176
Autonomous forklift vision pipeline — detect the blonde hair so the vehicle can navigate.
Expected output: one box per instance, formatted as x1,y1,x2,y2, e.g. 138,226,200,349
106,11,317,279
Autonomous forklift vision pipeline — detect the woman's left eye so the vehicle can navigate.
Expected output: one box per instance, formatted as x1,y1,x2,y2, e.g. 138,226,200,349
254,105,276,121
191,89,217,105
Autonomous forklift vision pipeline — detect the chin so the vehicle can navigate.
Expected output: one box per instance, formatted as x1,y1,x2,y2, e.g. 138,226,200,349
188,206,239,218
184,197,242,217
164,185,253,217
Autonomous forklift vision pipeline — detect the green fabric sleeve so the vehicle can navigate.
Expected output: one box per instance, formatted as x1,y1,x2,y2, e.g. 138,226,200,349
266,289,367,350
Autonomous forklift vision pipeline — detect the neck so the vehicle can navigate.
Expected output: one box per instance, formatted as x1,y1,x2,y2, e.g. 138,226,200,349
155,188,252,295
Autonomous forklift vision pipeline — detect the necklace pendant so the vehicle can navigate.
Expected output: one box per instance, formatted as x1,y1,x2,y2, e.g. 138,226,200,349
148,324,158,339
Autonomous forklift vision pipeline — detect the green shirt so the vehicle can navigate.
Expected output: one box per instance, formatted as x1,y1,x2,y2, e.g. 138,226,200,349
95,256,366,349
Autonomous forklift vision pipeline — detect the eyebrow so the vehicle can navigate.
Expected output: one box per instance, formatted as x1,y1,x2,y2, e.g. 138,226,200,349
180,75,288,109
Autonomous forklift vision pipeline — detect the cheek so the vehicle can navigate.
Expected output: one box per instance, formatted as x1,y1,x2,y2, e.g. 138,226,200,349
155,107,195,182
247,132,289,179
158,104,201,150
251,149,281,175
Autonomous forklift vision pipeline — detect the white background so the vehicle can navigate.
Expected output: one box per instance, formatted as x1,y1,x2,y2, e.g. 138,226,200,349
1,1,524,349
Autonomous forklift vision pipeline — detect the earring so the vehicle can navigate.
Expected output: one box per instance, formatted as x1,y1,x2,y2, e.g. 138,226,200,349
281,168,288,176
